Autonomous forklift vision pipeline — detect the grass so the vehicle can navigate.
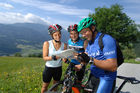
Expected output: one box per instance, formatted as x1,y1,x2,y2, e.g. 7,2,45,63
0,57,68,93
16,44,42,56
0,57,139,93
124,59,140,64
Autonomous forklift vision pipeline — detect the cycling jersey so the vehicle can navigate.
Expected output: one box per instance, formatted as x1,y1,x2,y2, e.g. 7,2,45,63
68,38,85,64
85,32,117,80
85,32,117,93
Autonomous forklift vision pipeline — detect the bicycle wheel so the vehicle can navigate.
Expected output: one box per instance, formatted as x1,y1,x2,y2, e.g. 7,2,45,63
48,83,80,93
47,81,64,92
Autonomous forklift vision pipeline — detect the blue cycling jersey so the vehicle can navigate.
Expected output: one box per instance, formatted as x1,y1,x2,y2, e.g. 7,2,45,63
86,32,117,80
68,38,85,64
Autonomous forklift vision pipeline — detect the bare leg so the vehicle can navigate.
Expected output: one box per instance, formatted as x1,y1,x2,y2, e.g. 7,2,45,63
52,80,59,91
41,82,50,93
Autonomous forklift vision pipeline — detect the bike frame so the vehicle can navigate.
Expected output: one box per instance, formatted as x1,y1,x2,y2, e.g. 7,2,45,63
115,76,140,93
48,62,140,93
47,62,82,93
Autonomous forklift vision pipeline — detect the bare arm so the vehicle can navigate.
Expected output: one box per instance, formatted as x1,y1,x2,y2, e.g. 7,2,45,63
94,58,117,72
93,35,118,72
42,41,52,61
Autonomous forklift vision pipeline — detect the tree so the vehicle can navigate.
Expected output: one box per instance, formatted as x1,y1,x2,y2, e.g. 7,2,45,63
89,4,139,48
14,52,22,57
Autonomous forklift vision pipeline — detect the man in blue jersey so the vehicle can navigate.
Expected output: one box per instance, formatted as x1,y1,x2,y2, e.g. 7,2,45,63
76,17,117,93
67,24,88,82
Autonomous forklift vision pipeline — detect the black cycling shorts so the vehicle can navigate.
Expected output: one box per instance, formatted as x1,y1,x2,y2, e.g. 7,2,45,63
76,65,85,81
43,66,62,83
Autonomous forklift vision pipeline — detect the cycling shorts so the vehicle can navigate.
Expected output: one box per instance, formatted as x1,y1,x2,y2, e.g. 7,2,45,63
43,66,62,83
87,74,115,93
76,65,85,81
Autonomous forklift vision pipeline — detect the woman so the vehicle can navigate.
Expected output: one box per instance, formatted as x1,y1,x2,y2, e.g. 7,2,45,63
41,24,67,93
67,24,88,82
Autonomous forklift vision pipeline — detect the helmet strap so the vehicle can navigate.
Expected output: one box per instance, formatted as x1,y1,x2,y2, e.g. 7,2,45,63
51,36,60,43
89,26,97,45
72,37,80,43
54,39,60,43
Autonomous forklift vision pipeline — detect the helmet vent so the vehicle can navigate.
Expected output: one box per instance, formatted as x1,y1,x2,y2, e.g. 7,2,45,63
83,22,87,27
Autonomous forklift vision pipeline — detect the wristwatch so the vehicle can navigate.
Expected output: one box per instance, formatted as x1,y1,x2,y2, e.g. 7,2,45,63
80,63,84,67
52,55,57,60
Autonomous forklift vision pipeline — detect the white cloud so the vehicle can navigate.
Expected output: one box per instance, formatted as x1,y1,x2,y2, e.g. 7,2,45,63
43,16,78,29
0,3,14,9
11,0,92,16
0,12,50,25
0,11,78,29
59,0,78,3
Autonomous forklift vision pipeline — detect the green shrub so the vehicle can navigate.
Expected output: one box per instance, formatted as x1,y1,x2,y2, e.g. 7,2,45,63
123,48,136,59
14,52,22,57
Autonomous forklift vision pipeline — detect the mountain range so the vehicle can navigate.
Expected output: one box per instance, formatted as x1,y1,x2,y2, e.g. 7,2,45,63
0,23,69,56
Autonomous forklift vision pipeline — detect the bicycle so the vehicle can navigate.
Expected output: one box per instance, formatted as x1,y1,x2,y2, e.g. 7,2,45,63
47,62,83,93
82,74,140,93
47,67,140,93
115,75,140,93
47,58,140,93
47,59,96,93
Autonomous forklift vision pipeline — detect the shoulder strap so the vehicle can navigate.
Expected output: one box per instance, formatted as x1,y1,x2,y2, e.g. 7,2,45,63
98,33,105,51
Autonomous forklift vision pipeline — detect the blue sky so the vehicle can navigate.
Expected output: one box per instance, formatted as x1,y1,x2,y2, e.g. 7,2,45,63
0,0,140,29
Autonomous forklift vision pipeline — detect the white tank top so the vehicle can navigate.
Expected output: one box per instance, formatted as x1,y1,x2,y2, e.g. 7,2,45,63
45,40,64,67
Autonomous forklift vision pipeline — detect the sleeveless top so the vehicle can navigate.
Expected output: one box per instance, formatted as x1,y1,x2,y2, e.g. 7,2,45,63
45,40,64,67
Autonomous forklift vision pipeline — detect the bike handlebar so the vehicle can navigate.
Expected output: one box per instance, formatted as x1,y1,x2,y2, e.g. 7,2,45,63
117,75,140,84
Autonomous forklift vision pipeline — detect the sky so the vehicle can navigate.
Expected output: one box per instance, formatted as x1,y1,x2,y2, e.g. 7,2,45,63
0,0,140,29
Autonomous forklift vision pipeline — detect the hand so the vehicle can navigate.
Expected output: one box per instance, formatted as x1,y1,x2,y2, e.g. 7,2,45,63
63,59,70,64
77,52,90,63
63,58,67,62
52,55,60,60
73,52,78,56
74,55,78,59
75,64,82,71
73,52,78,59
56,56,60,59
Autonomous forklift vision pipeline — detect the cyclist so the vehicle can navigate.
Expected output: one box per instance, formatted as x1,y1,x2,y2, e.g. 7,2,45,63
76,17,117,93
67,24,88,84
41,24,67,93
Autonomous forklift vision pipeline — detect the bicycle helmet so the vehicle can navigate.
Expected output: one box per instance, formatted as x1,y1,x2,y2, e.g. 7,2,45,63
48,24,62,35
67,24,78,32
77,17,96,32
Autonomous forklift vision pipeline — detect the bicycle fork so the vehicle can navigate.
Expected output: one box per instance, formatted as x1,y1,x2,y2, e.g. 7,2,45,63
116,80,127,93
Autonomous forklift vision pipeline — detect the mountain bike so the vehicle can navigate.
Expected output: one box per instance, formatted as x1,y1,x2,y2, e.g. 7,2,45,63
115,75,140,93
47,61,88,93
47,65,140,93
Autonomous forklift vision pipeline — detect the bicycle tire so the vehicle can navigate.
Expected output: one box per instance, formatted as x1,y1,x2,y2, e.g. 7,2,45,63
47,81,63,92
47,82,80,93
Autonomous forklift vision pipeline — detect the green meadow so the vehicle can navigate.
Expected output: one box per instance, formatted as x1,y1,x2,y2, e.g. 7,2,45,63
0,57,68,93
0,57,139,93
